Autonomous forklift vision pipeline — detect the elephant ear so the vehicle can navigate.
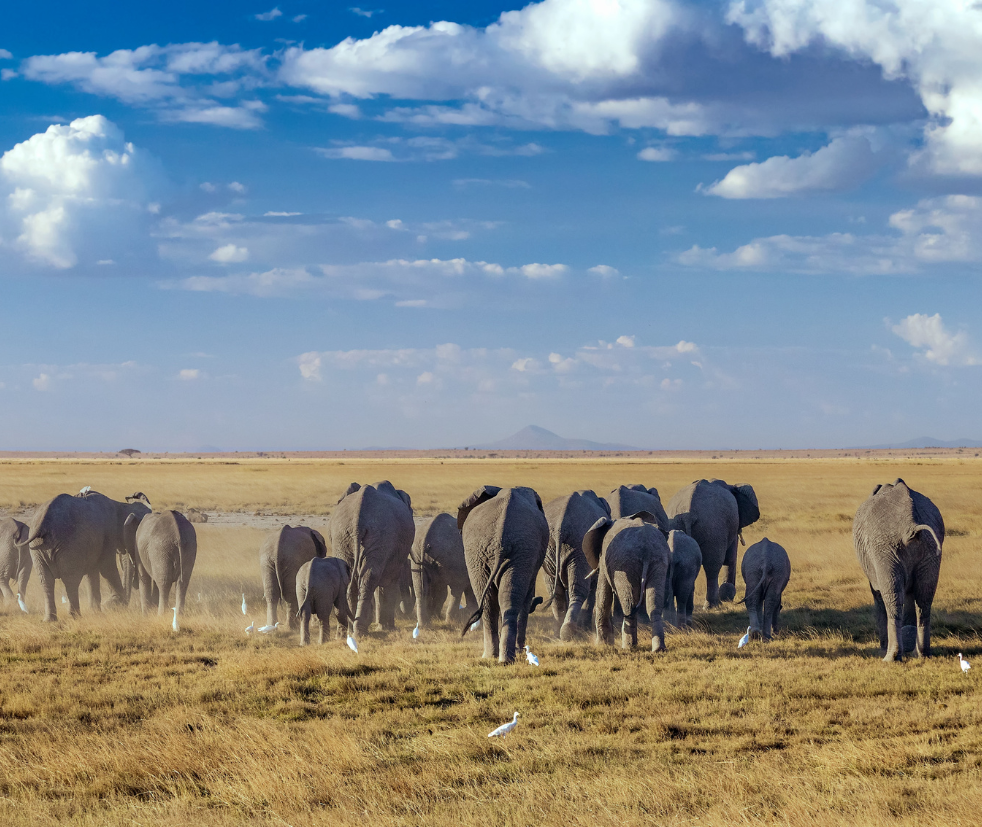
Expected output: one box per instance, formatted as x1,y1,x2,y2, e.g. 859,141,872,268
871,483,883,496
582,517,613,570
126,492,151,507
731,484,760,529
599,496,611,517
533,490,544,514
647,486,661,500
13,522,29,546
337,482,361,505
457,486,502,530
310,529,328,558
626,510,659,525
396,489,412,511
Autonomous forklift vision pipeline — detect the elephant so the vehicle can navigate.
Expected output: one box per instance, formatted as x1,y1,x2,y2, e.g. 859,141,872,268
853,479,944,662
458,486,549,663
296,556,352,645
542,490,610,640
583,511,669,652
664,529,702,628
739,537,790,641
123,509,197,618
411,513,474,628
607,485,669,529
665,479,760,608
330,481,415,638
27,490,152,621
260,525,327,629
0,518,31,609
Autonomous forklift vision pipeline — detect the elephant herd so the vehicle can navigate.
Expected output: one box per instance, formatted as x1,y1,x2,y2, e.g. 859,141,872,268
0,475,947,664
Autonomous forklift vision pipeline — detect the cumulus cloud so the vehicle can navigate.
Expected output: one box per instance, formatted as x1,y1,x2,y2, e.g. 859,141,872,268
33,373,51,391
703,136,876,198
255,7,282,21
638,146,676,162
317,145,396,161
298,351,322,381
891,314,978,366
0,49,12,60
589,264,619,278
0,115,164,268
178,368,201,380
209,243,249,263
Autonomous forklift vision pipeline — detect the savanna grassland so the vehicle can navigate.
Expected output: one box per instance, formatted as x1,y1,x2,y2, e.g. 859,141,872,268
0,455,981,826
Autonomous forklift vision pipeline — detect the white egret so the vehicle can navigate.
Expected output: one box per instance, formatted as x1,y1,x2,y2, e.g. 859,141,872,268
16,594,27,614
245,619,255,635
171,607,180,632
61,595,68,605
470,619,481,632
524,645,539,666
78,486,91,496
413,623,420,640
959,652,971,673
241,593,247,615
346,635,358,653
738,627,751,648
258,622,280,634
488,712,520,739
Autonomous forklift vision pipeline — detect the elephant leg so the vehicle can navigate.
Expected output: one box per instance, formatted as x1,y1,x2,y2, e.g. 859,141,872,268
684,587,695,628
913,559,939,658
0,579,14,603
580,576,597,630
157,580,174,616
334,590,351,640
445,587,462,623
262,563,280,628
482,589,500,660
97,550,126,608
762,585,779,641
719,537,738,603
663,573,676,628
352,578,375,639
647,585,666,652
595,574,614,646
516,579,537,654
87,571,103,612
622,612,638,649
553,584,569,638
876,572,904,662
317,610,330,644
377,584,398,630
498,568,526,663
34,555,58,622
299,607,311,645
63,574,83,619
117,555,132,607
704,562,722,610
138,570,153,615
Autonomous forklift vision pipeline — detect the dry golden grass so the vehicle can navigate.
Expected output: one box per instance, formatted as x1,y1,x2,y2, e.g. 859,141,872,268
0,456,981,826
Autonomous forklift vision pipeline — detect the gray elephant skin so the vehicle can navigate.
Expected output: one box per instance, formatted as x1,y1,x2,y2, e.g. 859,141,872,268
543,490,610,639
260,525,327,629
296,556,352,645
124,510,197,617
853,479,944,662
411,513,474,627
27,490,151,621
458,486,548,663
739,537,790,641
665,479,760,608
330,481,415,638
607,485,669,528
665,529,702,628
584,512,669,652
0,518,31,608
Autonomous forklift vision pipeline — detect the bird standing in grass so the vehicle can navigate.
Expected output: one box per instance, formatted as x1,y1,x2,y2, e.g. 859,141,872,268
241,593,247,615
245,620,255,635
16,594,28,614
738,627,751,648
524,645,539,666
413,623,420,640
258,622,280,634
347,635,358,653
959,652,971,672
488,712,520,739
171,607,179,632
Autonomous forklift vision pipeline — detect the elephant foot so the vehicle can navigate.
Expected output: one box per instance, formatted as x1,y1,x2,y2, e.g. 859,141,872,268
559,622,579,641
882,647,903,662
718,583,736,602
652,640,666,653
42,615,58,623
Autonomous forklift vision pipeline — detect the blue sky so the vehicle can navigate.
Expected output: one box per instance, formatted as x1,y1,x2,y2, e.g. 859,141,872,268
1,0,981,450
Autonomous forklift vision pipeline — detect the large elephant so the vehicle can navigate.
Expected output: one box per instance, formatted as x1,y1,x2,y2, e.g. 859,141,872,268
0,518,31,609
123,510,197,618
665,479,760,608
458,486,549,663
854,479,944,662
296,556,352,646
739,537,791,641
664,529,702,628
330,481,414,638
260,525,327,629
27,490,151,621
607,485,669,529
583,511,669,652
411,513,474,628
543,490,610,640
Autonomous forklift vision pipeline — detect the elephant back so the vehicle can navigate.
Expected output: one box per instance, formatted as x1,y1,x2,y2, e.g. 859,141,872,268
602,517,670,590
607,485,669,529
853,480,944,561
330,482,415,574
414,513,465,572
544,490,609,576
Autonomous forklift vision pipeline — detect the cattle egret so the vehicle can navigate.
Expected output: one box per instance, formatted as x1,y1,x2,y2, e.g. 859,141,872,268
258,622,280,634
347,635,358,653
524,645,539,666
241,594,247,615
245,619,255,635
16,594,27,614
78,486,91,496
470,619,481,632
738,627,751,648
171,607,180,632
413,623,420,640
488,712,520,739
959,653,971,673
61,595,68,604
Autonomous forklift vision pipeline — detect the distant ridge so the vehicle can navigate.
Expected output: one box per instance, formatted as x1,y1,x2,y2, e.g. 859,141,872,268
477,425,639,451
865,437,982,449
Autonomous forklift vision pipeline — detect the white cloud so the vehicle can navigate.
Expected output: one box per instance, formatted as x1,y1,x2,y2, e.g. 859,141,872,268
33,373,51,391
617,335,635,348
891,314,978,366
1,69,16,81
0,115,164,268
589,264,619,278
208,243,249,263
520,262,567,279
178,368,201,380
638,146,676,162
703,136,876,198
0,49,12,60
316,145,396,161
417,371,435,385
228,181,247,193
264,210,301,216
200,182,217,192
163,101,266,129
255,7,282,21
298,351,322,381
350,7,377,17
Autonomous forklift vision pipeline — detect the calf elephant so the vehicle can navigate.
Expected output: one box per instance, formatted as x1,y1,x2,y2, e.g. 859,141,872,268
854,479,944,662
0,518,31,609
331,481,415,638
411,513,474,627
583,511,670,652
543,490,610,639
296,556,352,645
459,486,549,663
665,479,760,608
740,537,791,641
260,525,327,629
123,510,197,618
665,529,702,628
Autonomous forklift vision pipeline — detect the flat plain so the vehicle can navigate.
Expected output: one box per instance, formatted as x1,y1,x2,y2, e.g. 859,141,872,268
0,454,980,826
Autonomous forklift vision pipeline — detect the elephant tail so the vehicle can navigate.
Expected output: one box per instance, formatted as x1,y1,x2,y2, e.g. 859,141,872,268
629,559,651,618
738,556,771,605
912,524,942,556
296,564,314,619
460,556,510,637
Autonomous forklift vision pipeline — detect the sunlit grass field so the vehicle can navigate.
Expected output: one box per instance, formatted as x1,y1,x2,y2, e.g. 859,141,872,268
0,456,981,825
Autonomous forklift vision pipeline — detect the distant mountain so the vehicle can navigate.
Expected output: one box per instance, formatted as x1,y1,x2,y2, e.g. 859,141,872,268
866,437,982,449
477,425,639,451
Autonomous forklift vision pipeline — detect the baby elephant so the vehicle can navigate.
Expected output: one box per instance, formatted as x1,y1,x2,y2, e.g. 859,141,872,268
0,518,31,609
664,530,702,628
296,557,352,645
739,538,791,641
123,510,197,618
583,511,670,652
